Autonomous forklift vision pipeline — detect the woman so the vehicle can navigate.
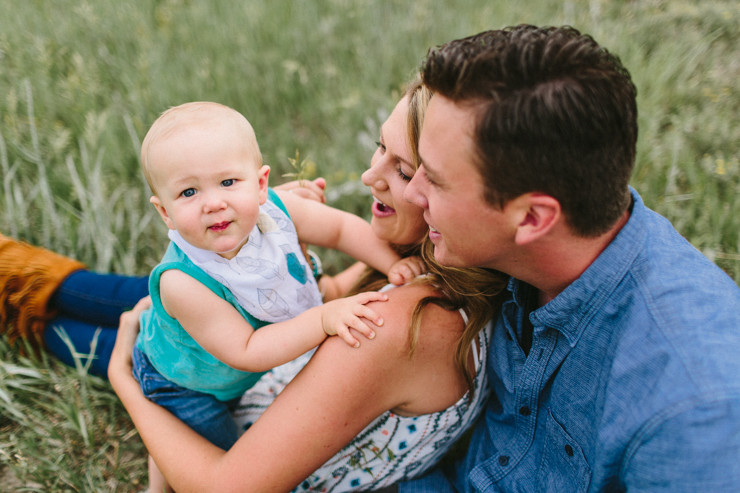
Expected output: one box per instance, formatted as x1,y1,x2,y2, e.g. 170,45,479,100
4,79,508,491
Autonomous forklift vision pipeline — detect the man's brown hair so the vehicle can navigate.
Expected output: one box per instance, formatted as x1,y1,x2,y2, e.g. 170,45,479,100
422,25,638,236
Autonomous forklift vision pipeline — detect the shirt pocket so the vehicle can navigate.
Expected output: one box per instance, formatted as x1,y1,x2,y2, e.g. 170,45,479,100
536,409,591,493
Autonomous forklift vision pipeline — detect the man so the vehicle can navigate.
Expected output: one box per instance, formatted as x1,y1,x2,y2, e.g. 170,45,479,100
401,25,740,492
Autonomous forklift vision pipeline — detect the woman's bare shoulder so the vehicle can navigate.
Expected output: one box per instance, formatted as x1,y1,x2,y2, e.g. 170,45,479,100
366,282,465,345
306,281,467,414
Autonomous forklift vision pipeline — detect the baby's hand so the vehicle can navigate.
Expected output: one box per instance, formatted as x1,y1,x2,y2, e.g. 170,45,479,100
321,292,388,347
388,256,427,285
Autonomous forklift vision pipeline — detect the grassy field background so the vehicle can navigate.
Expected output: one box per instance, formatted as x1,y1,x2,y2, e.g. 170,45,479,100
1,0,739,490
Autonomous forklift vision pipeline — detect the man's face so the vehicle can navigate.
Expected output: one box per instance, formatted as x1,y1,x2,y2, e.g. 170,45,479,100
404,95,517,270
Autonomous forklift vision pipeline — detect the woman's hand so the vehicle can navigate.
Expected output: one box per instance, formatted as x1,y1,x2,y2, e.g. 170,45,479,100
108,295,150,382
274,177,327,203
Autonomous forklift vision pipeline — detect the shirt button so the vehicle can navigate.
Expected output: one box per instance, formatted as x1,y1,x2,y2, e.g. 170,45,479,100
564,444,574,457
519,405,531,416
498,455,509,466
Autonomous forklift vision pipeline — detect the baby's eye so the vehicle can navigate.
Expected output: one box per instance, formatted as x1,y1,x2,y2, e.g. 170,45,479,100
221,179,235,187
181,188,196,198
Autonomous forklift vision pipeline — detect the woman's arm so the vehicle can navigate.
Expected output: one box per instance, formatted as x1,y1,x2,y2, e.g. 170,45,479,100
318,261,367,302
111,284,465,493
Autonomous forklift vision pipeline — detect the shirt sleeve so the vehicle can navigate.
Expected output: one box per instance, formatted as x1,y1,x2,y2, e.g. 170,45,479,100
621,395,740,492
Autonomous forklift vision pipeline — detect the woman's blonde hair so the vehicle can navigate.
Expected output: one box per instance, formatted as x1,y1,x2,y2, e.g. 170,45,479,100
349,77,508,397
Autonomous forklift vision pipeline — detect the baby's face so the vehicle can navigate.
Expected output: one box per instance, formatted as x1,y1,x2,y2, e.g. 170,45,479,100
149,124,269,259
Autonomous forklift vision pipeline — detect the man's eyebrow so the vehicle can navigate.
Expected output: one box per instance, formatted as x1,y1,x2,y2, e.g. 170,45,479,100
424,164,440,181
417,151,437,179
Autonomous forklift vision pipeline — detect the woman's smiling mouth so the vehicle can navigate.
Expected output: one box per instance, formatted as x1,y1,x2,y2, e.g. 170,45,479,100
371,196,396,218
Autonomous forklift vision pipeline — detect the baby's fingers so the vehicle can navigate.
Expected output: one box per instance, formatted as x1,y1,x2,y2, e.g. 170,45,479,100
352,291,388,305
388,265,415,285
409,258,428,276
353,303,384,329
342,315,376,345
335,324,361,348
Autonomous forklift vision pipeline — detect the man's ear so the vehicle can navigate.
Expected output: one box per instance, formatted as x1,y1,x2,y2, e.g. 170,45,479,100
509,193,561,246
257,165,271,205
150,196,176,230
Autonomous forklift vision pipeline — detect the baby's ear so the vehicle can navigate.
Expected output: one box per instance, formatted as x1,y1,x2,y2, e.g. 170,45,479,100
150,196,176,230
258,165,271,205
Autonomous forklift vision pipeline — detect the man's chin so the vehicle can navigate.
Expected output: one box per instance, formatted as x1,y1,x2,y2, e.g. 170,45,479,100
432,244,461,268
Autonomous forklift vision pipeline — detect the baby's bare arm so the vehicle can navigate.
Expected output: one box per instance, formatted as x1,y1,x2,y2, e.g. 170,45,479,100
159,271,325,372
160,270,385,372
276,190,400,274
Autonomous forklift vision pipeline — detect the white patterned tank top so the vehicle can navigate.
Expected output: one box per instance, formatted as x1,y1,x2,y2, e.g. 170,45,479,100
232,294,493,492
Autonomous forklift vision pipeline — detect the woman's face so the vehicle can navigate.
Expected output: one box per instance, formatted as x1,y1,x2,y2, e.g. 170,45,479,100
362,96,428,246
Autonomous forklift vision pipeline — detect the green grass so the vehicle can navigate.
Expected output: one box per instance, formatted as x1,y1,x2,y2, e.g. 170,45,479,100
1,0,739,489
0,334,147,491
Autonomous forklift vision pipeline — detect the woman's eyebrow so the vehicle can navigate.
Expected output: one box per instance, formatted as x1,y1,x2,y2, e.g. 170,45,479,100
397,155,413,167
379,127,413,167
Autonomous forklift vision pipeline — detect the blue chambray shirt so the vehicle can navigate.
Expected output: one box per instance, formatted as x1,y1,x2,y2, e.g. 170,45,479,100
401,189,740,492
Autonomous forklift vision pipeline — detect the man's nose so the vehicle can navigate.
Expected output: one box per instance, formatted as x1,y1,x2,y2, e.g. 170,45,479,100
404,169,428,209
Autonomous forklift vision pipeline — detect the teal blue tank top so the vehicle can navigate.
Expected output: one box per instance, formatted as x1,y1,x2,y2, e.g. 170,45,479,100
137,189,291,401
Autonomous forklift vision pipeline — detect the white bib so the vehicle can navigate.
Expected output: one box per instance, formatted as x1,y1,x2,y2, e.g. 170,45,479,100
168,199,323,323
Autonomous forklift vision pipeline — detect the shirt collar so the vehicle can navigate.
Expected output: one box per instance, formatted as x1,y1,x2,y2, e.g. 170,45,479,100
528,187,647,347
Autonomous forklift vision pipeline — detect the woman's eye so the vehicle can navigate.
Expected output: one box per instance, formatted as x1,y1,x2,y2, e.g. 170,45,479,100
221,179,235,187
181,188,196,198
375,141,386,154
397,168,412,182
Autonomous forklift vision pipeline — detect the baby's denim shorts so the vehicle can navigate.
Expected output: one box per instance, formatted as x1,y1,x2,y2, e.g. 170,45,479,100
132,345,241,450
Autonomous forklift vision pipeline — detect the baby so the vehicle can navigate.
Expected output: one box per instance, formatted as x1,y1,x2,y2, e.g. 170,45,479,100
133,102,414,464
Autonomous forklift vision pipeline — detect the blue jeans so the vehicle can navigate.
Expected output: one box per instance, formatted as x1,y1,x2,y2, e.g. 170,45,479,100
132,346,240,451
43,270,149,378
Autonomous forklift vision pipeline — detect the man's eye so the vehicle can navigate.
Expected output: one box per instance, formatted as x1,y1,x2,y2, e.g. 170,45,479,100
221,179,235,187
181,188,196,198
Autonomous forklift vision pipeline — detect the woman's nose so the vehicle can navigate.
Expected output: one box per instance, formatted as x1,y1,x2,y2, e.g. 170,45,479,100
361,161,388,191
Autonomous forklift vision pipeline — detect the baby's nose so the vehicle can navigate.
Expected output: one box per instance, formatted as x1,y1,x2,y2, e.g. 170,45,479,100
202,192,227,212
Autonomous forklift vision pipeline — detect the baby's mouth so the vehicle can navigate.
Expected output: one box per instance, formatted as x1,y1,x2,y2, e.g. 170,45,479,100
209,221,230,232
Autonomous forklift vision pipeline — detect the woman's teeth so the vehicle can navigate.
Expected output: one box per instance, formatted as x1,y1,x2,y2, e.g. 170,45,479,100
374,197,391,212
429,226,439,233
